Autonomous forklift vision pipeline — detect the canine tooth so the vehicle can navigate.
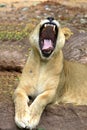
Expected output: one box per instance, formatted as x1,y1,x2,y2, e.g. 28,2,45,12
53,25,55,32
44,24,47,27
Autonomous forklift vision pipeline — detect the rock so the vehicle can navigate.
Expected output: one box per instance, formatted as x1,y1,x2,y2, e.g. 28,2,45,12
0,38,30,72
39,105,87,130
0,94,87,130
44,5,51,11
0,27,87,130
80,18,87,24
63,27,87,64
21,7,29,11
0,71,87,130
0,95,18,130
0,28,87,72
0,50,25,71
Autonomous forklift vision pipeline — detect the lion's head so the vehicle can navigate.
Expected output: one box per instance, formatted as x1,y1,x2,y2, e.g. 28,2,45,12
29,17,65,60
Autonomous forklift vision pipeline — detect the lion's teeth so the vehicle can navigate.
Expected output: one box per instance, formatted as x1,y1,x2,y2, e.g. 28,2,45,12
44,24,47,27
53,25,55,32
44,24,56,31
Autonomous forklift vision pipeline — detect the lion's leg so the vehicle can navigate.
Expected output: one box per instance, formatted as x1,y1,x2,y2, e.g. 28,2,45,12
13,88,29,128
26,89,56,129
13,86,33,129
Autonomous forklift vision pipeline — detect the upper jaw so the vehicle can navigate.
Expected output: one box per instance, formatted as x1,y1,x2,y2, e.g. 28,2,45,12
40,19,60,27
40,19,60,32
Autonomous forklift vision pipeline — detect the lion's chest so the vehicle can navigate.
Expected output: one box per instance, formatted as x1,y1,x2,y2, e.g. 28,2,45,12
34,67,49,95
28,60,59,97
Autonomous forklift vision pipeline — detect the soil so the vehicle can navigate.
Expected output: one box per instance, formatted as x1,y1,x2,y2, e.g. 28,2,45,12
0,1,87,130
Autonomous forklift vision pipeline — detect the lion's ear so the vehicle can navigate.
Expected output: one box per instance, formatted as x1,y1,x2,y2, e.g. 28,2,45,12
61,27,73,40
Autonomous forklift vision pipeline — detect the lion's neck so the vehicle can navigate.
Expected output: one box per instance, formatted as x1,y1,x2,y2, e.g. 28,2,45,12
31,49,64,74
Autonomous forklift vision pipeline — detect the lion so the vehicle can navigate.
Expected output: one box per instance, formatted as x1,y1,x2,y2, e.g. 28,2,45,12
13,17,87,129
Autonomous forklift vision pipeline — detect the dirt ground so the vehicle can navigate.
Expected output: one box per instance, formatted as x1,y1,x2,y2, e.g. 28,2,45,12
0,1,87,130
0,0,87,11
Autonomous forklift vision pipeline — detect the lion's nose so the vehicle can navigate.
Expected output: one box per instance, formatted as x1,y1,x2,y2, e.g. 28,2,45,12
47,17,54,22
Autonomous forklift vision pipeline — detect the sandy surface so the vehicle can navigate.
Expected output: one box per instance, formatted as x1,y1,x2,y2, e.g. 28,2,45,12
0,0,87,11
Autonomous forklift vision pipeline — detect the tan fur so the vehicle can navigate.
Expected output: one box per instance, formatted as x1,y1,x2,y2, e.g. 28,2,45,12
13,19,87,129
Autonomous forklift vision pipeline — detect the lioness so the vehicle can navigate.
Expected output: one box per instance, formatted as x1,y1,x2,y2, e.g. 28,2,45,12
13,17,87,129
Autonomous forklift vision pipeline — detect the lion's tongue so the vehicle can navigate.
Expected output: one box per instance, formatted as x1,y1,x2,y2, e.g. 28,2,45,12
42,39,53,51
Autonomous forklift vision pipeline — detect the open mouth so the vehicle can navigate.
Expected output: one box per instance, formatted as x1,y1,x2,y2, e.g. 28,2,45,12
39,22,58,57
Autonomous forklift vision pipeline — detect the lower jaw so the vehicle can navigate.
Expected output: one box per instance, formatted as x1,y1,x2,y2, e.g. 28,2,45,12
42,51,53,58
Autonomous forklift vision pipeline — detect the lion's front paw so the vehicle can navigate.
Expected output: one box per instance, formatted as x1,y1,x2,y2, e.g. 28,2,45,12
28,114,40,129
15,107,29,129
26,104,41,129
15,105,41,130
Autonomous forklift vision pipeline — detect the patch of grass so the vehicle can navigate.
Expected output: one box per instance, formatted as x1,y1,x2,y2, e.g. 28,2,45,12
0,23,35,41
0,31,27,40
